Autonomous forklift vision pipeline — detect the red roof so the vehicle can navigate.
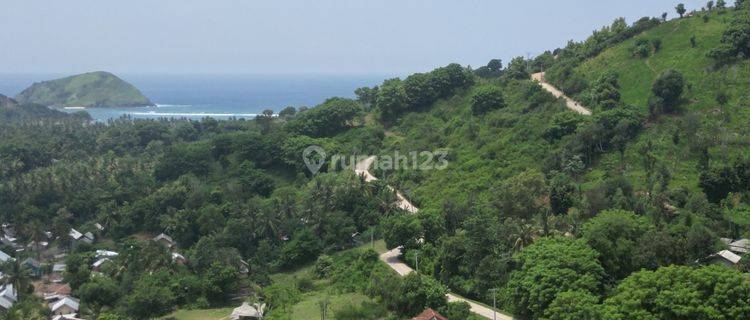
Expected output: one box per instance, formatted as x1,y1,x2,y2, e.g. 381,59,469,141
412,308,448,320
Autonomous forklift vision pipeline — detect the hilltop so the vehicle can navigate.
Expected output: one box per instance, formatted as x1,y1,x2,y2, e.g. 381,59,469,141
15,71,154,108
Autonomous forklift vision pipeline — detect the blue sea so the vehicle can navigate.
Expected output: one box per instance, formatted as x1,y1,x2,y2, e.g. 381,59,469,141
0,74,391,121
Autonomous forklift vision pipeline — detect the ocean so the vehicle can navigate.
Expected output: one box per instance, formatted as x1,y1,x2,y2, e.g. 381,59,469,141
0,73,390,121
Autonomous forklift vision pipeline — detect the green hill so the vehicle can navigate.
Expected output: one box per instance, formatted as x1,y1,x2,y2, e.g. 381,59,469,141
15,71,154,108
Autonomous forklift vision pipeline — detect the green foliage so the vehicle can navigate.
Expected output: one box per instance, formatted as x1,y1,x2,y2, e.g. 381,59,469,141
541,290,603,320
651,69,685,113
286,97,361,137
603,265,750,319
376,64,474,122
14,71,153,108
502,237,605,320
709,9,750,62
471,87,506,116
677,3,687,18
382,213,423,250
581,209,653,279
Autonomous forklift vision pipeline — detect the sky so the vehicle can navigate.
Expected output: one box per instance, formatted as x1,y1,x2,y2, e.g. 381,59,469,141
0,0,708,75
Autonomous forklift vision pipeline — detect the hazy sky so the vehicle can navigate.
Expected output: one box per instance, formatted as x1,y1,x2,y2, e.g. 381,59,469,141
1,0,707,75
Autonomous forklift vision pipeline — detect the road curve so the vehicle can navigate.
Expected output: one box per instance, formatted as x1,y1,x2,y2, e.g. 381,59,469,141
531,72,592,116
354,156,511,320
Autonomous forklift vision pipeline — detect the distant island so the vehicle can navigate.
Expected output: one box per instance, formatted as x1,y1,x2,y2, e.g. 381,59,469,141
15,71,154,108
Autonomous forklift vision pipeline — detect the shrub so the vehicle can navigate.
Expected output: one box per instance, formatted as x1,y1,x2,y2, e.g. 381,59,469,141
471,87,506,116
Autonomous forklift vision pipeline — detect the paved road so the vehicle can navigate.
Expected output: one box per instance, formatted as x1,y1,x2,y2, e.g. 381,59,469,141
531,72,592,116
355,157,511,320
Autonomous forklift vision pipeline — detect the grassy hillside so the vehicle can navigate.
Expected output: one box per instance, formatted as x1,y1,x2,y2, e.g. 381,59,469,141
15,71,154,108
374,78,572,211
572,10,750,192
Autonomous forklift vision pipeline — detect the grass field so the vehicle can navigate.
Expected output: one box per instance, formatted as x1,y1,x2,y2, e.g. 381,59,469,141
160,307,234,320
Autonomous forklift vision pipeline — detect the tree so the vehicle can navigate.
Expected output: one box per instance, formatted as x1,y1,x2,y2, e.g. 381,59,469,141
278,106,297,118
549,172,577,215
718,0,727,9
505,56,529,80
662,12,668,21
708,1,715,10
542,290,604,320
77,276,121,315
652,69,685,113
676,3,687,17
502,237,605,320
581,210,653,279
493,169,549,220
603,265,750,319
382,213,423,250
376,78,407,122
121,271,176,319
487,59,503,72
471,87,506,116
396,273,448,317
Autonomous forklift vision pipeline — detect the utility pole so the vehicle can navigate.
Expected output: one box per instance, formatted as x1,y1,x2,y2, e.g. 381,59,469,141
489,288,499,320
415,251,419,273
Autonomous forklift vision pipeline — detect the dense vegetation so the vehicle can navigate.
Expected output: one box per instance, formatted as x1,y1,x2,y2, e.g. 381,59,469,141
4,2,750,320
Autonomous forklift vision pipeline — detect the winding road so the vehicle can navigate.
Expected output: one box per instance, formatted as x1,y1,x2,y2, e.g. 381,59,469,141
531,72,592,116
354,156,511,320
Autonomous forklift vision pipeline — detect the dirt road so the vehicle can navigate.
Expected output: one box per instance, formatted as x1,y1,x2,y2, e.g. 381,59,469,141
531,72,592,115
354,157,511,320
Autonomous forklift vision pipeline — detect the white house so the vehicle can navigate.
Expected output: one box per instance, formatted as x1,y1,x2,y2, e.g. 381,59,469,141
153,233,176,248
50,296,79,315
0,250,11,263
706,250,742,267
69,228,94,245
0,284,17,311
230,302,265,319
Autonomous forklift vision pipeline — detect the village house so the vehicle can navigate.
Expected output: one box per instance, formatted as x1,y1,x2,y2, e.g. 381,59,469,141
411,308,448,320
50,296,80,316
0,249,11,263
92,258,111,272
22,257,43,277
153,233,176,248
69,228,94,246
0,284,17,311
172,252,187,265
230,302,265,319
705,250,742,267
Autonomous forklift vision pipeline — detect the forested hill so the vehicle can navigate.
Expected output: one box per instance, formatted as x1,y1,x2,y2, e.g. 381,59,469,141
0,93,89,123
4,3,750,320
15,71,154,108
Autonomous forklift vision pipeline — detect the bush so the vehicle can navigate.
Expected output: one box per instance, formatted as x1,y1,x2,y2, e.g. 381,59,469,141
651,69,685,113
471,87,506,116
296,277,316,293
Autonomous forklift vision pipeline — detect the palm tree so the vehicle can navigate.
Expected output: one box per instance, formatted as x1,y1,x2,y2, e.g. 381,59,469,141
0,259,32,298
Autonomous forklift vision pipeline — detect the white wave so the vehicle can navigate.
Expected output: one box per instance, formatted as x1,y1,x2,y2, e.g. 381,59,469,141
64,107,86,110
128,111,258,117
155,103,191,108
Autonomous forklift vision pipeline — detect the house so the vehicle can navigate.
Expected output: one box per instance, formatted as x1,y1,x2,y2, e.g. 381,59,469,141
52,314,85,320
92,258,112,272
229,302,265,319
153,233,176,248
22,257,43,277
172,252,187,265
0,284,17,311
411,308,448,320
729,238,750,254
95,249,119,259
69,228,94,245
50,296,79,315
705,250,742,267
0,249,11,263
